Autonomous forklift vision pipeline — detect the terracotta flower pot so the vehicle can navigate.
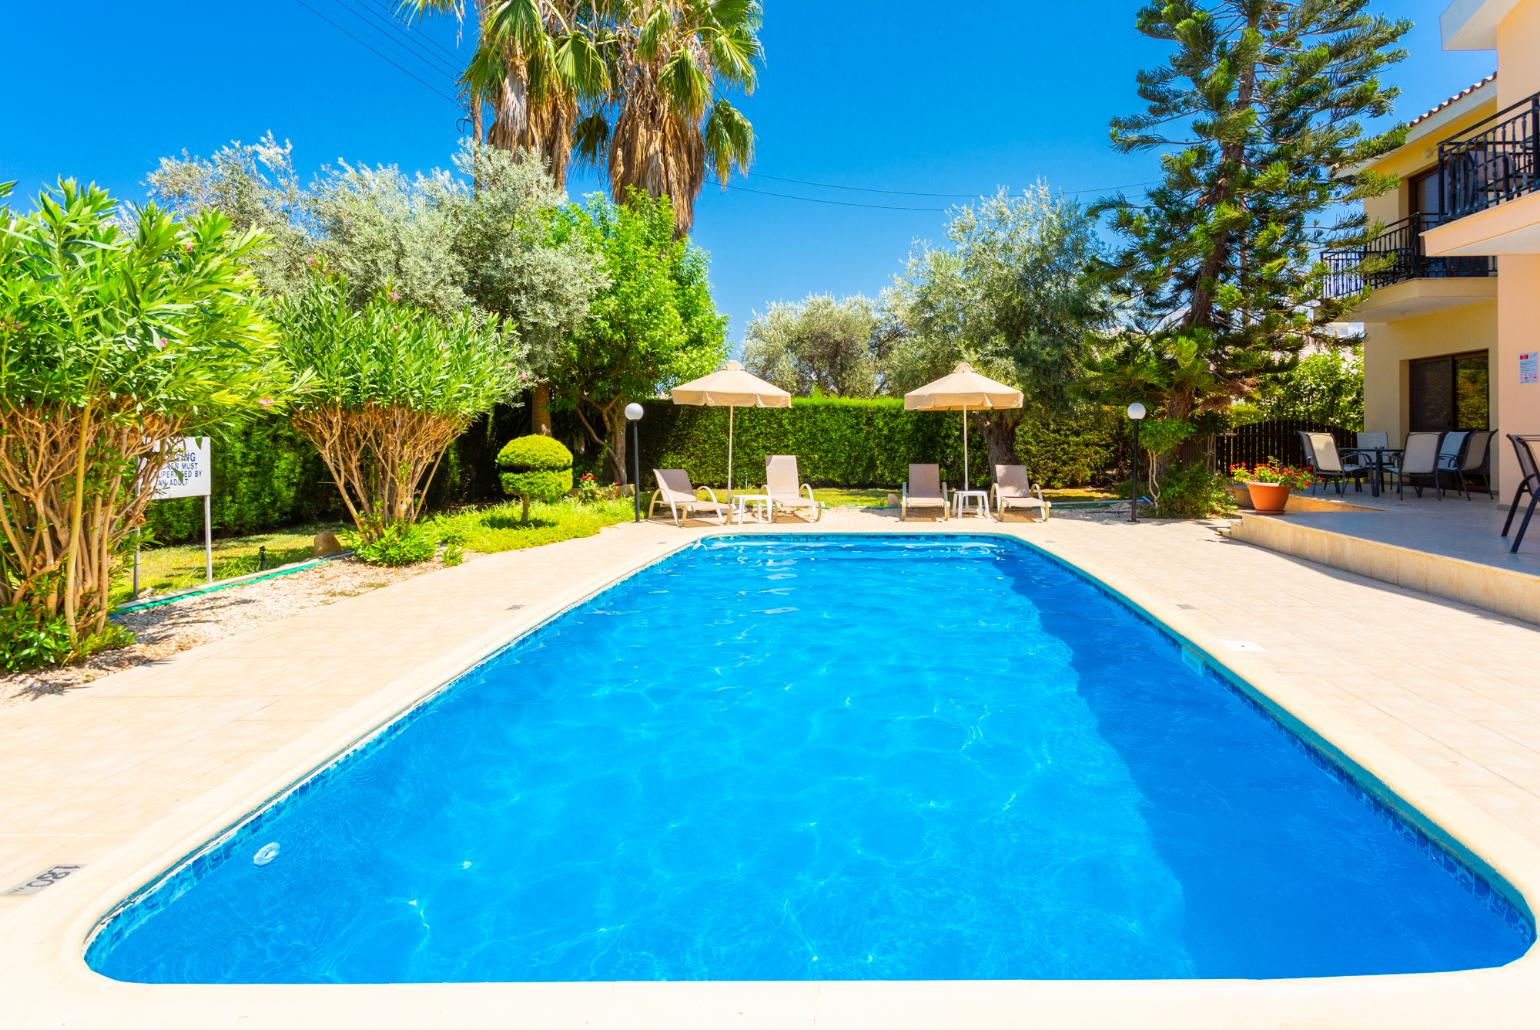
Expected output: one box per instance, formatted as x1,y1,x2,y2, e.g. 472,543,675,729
1245,481,1291,515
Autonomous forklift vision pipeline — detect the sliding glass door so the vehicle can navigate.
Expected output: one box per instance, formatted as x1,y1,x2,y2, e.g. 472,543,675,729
1409,352,1490,431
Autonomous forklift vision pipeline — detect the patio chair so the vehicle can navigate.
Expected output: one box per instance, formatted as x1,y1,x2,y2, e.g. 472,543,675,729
1299,432,1368,495
1434,431,1470,496
1451,429,1497,500
764,455,821,522
1345,431,1389,472
991,464,1050,522
1502,434,1540,553
1384,432,1445,500
648,469,732,527
901,464,949,521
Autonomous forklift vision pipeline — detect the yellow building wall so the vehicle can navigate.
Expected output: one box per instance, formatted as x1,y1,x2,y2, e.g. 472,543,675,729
1362,303,1499,462
1492,3,1540,497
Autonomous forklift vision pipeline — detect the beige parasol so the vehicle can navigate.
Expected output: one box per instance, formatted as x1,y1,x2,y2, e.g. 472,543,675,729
904,362,1023,486
671,360,791,492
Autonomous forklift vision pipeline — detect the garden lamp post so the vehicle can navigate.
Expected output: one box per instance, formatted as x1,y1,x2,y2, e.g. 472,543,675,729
625,402,644,523
1127,402,1147,523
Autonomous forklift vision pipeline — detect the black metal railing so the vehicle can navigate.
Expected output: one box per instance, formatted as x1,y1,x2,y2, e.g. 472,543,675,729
1323,213,1496,299
1437,90,1540,220
1214,419,1354,471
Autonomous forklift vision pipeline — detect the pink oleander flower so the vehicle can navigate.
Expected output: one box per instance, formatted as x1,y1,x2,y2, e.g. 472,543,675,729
184,240,195,253
153,335,167,350
389,290,400,303
258,397,275,408
304,255,316,267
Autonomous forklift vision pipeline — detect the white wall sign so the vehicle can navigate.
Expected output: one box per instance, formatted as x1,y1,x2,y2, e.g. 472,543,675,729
1521,352,1538,385
152,437,212,499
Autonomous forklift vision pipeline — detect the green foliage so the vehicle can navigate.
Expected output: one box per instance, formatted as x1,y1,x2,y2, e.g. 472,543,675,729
142,421,342,544
145,133,313,298
1243,348,1365,429
352,519,436,566
1151,463,1236,519
149,139,598,387
884,185,1112,409
741,294,888,397
0,603,133,673
0,180,295,419
1099,1,1408,430
0,179,300,662
273,273,525,417
439,535,465,567
551,192,727,481
497,433,575,471
634,397,1120,490
424,498,634,555
497,434,574,520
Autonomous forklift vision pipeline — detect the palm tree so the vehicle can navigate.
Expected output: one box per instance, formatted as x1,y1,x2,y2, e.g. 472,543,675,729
408,1,605,433
408,1,605,190
577,0,761,236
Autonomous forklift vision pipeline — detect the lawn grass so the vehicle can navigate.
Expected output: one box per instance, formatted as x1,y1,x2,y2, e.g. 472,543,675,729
111,521,347,605
424,497,635,554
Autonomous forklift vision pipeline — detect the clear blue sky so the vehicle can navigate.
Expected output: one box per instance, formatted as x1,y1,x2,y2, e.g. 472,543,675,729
1,1,1494,346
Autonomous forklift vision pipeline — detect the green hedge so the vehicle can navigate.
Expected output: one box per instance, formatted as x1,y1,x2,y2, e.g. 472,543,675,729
632,397,1122,491
135,397,1122,546
141,422,343,545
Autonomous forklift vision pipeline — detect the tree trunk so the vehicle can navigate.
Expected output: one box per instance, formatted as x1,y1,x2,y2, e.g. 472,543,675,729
982,411,1020,480
531,383,552,436
608,415,628,485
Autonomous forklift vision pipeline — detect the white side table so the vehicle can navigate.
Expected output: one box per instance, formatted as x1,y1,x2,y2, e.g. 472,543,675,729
952,489,989,519
733,493,771,524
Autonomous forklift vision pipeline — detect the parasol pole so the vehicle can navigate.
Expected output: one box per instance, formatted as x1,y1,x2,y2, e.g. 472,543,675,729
962,404,969,487
728,404,735,496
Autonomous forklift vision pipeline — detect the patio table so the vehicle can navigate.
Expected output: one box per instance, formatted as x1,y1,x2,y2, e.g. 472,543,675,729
1342,447,1402,498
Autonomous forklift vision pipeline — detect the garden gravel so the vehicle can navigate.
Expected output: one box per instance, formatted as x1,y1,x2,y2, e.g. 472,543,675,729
0,556,456,706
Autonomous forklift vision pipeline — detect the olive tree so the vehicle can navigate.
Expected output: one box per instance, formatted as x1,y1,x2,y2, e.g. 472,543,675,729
0,181,296,666
884,185,1113,466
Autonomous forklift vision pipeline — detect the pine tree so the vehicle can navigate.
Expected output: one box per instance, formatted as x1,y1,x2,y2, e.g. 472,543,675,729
1100,0,1409,456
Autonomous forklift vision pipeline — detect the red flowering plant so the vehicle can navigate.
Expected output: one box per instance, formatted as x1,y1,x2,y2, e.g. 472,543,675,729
575,470,603,504
1228,460,1313,489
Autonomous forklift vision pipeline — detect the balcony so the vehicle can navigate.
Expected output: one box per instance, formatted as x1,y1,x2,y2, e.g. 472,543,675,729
1424,91,1540,256
1324,213,1497,319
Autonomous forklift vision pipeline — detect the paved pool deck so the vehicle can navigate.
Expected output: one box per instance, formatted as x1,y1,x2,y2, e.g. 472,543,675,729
2,509,1539,1028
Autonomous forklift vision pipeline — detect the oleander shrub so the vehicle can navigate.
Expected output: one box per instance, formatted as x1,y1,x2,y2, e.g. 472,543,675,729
497,435,574,522
0,180,298,668
272,272,525,546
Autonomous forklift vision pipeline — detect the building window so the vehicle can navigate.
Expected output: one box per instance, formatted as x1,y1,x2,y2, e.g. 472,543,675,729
1409,352,1489,431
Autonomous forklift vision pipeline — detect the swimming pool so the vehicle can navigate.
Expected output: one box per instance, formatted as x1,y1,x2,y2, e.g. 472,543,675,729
87,534,1533,983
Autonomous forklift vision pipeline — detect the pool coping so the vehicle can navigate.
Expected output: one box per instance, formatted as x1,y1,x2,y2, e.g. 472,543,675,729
6,519,1540,1028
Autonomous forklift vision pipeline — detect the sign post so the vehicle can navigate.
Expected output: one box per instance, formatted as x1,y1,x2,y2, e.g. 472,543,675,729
139,438,214,595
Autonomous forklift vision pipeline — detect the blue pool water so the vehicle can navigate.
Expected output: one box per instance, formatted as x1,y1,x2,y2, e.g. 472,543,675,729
88,536,1532,983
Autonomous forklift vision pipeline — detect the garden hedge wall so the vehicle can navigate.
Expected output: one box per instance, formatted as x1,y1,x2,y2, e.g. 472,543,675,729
139,397,1122,544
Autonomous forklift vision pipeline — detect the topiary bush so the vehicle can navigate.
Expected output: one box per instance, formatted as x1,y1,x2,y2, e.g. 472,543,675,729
497,435,574,522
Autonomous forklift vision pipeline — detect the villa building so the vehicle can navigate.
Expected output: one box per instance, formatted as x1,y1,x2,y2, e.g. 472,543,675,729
1328,0,1540,497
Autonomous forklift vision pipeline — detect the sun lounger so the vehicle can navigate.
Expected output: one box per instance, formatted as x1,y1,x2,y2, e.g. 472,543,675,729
649,469,731,526
991,464,1051,522
764,455,821,522
901,464,948,521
